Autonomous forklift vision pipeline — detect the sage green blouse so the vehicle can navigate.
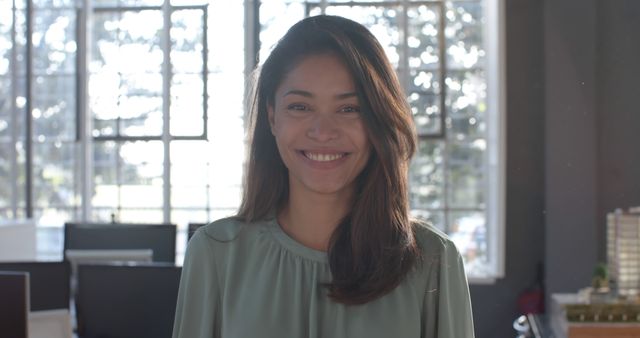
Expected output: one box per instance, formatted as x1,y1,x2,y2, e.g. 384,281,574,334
172,217,475,338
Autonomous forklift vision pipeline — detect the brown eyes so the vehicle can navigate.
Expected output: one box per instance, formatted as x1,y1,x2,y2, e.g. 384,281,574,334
287,103,309,111
285,104,361,114
339,106,361,114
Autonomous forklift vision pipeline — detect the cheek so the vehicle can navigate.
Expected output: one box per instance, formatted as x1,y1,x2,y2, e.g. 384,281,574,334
271,120,295,161
353,121,371,154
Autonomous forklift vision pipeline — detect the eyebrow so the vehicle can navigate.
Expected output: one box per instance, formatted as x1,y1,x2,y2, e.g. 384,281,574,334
282,89,358,100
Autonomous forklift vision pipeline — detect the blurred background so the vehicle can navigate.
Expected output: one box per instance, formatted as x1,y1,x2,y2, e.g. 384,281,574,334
1,0,638,337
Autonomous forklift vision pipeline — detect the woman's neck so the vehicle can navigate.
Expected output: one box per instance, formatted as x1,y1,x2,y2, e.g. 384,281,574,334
278,188,353,252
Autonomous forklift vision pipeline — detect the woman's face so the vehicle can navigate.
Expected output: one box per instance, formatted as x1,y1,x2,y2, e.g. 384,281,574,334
268,53,371,200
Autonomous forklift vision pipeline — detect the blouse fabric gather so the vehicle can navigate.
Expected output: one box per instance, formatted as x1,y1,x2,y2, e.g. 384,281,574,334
172,217,475,338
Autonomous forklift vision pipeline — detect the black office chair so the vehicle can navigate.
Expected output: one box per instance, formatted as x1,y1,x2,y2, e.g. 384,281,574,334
187,222,207,242
75,263,182,338
64,222,177,263
0,271,29,338
0,261,71,311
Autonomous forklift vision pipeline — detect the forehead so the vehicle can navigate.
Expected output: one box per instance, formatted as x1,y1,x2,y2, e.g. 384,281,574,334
276,53,356,95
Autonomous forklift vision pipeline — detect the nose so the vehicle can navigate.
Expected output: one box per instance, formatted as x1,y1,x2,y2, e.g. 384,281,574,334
306,114,339,142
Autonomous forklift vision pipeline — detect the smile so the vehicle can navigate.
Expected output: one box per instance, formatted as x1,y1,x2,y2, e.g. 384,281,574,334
303,151,346,162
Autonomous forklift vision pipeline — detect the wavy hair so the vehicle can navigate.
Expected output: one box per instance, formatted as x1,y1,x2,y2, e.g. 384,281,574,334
238,15,419,305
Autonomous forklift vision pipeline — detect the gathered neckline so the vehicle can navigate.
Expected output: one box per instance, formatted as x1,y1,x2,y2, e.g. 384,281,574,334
266,218,329,264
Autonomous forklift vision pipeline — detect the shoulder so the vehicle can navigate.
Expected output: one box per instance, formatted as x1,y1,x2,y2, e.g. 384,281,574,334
188,216,271,253
409,219,469,291
184,216,269,270
197,216,246,242
412,219,459,258
411,219,466,278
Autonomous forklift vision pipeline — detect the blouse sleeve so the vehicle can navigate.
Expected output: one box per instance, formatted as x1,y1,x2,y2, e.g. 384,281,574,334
172,229,220,338
432,240,475,338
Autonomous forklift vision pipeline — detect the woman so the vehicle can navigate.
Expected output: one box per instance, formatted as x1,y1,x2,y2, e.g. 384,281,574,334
173,15,474,338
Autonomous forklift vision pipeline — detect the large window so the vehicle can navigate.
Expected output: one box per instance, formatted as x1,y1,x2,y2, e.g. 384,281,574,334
0,0,81,225
87,0,245,226
0,0,246,259
0,0,503,280
256,0,505,280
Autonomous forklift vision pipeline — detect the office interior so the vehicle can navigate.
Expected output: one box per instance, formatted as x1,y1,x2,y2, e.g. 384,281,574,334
1,1,639,337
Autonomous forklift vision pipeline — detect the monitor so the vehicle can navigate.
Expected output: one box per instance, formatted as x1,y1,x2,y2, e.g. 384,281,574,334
0,261,70,311
187,222,207,241
64,222,177,263
0,271,29,338
76,263,182,338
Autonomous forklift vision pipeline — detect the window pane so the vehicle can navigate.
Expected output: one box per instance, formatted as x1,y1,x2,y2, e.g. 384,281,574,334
0,140,12,208
448,111,485,141
446,141,485,208
326,0,392,3
408,68,440,95
207,1,243,72
94,140,117,186
35,225,63,260
93,141,164,215
445,1,485,70
0,208,12,219
91,72,163,137
119,73,163,137
411,209,445,233
447,210,488,276
258,2,306,64
171,9,204,74
171,209,209,227
32,9,77,74
32,141,79,212
0,79,11,141
118,208,163,223
32,74,76,140
91,207,116,222
171,141,210,208
445,69,486,141
410,139,444,210
0,3,12,76
33,0,77,8
92,11,163,74
209,184,242,212
119,141,163,207
93,117,116,137
34,207,78,229
170,142,209,180
408,91,441,135
172,187,208,208
407,4,441,72
91,10,163,138
323,5,401,68
94,0,163,7
170,73,204,136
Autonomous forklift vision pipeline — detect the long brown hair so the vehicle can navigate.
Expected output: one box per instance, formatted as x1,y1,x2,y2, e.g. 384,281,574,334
238,15,419,305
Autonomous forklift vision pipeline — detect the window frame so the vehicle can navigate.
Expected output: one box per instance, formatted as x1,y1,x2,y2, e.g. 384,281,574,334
80,2,211,222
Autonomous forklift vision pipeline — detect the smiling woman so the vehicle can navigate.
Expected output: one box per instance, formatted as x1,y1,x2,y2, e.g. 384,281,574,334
172,15,475,338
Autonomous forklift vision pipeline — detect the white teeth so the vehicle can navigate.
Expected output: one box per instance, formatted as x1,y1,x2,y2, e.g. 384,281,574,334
305,152,345,162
